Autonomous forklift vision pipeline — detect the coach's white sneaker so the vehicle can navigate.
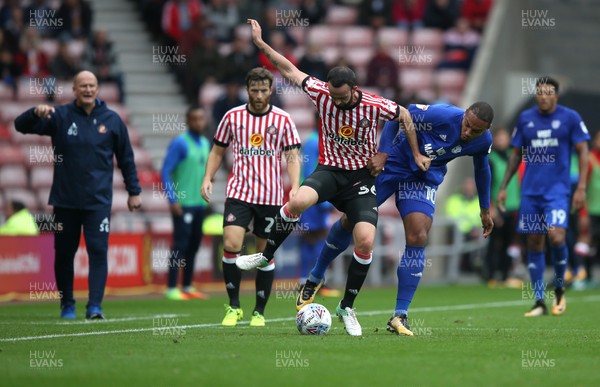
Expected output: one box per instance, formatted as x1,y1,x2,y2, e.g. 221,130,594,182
235,253,268,270
336,302,362,336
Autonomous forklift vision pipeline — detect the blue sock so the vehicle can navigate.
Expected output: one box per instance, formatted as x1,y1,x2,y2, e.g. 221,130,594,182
309,219,352,282
299,239,324,281
527,251,546,301
550,243,568,288
395,245,426,317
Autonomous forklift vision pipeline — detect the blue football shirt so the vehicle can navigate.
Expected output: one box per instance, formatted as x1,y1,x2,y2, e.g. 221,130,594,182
512,105,590,196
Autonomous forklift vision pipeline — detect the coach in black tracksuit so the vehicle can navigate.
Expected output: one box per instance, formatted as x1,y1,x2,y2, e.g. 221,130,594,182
14,71,142,319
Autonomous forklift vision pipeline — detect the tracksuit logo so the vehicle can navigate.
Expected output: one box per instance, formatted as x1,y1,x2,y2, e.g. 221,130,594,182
67,123,78,136
99,217,110,232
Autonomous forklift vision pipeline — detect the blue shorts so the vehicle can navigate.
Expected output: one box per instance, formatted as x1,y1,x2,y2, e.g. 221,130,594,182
517,194,570,233
376,169,437,219
299,202,332,231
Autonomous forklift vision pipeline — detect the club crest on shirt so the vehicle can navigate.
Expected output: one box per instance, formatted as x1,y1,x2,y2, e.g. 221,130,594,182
339,125,354,138
226,213,236,222
451,145,462,153
415,104,430,111
267,124,278,135
551,120,561,129
250,133,263,146
98,124,107,134
359,118,371,128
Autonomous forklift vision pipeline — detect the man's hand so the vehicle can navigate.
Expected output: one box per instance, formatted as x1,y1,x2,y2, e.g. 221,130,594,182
170,202,183,217
480,208,494,238
201,180,212,202
247,19,264,46
496,189,507,212
367,152,388,176
414,154,431,172
127,195,142,212
34,105,55,119
571,187,586,213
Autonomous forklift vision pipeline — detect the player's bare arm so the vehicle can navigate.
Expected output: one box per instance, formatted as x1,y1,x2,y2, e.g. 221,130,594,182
284,147,301,198
201,144,227,202
247,19,308,87
497,146,522,212
398,106,430,172
367,152,388,176
572,141,589,213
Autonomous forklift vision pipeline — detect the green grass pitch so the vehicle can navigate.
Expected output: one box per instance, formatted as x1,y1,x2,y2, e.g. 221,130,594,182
1,284,599,387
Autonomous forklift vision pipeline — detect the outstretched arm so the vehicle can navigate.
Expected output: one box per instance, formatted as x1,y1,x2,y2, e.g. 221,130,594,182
248,19,308,86
473,154,493,237
572,141,589,213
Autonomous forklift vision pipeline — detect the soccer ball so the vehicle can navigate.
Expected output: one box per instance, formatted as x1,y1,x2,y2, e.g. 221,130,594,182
296,303,332,335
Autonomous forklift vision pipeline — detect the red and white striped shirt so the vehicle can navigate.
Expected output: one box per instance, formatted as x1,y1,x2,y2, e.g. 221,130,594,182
214,104,301,205
303,77,399,170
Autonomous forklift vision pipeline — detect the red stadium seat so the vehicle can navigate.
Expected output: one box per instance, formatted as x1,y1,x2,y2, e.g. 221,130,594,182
339,26,375,48
30,165,54,189
199,82,225,111
346,47,375,68
113,169,126,189
306,25,340,46
110,213,148,233
400,68,434,92
0,165,28,188
325,5,359,25
320,47,341,66
279,89,312,110
133,147,153,169
377,27,409,48
17,77,50,102
287,26,306,46
0,145,25,166
411,28,444,50
0,82,15,101
286,108,316,131
98,83,120,103
138,168,161,188
39,39,59,59
36,187,51,211
436,69,467,92
140,189,170,213
111,189,131,213
0,102,35,122
148,214,173,234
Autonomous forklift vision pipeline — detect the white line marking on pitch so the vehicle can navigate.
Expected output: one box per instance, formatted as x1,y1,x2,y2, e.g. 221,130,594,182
0,314,189,326
2,295,599,342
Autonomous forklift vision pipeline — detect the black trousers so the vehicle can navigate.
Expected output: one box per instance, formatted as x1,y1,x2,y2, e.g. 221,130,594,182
168,207,206,288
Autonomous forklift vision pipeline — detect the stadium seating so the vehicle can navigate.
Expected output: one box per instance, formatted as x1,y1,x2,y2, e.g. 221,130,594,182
0,165,28,188
325,5,359,25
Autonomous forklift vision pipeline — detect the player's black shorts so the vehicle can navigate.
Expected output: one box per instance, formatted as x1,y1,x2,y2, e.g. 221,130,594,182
302,164,378,227
223,198,280,239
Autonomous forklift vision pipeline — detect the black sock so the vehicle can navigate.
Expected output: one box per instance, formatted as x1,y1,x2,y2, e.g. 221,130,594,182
340,257,371,309
263,213,297,260
254,268,274,315
223,259,241,308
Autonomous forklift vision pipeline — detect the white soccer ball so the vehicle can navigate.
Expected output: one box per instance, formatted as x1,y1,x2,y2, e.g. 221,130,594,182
296,303,331,335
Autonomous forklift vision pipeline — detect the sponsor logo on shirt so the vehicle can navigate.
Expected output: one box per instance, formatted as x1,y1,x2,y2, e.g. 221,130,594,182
250,133,263,146
338,125,354,138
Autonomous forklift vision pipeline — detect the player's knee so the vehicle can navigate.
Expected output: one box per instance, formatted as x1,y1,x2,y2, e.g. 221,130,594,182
406,229,428,246
526,235,544,250
287,196,311,215
223,239,242,253
354,234,375,252
548,230,565,246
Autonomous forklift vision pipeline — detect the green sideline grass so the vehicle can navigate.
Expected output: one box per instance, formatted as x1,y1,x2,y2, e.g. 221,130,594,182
1,285,599,387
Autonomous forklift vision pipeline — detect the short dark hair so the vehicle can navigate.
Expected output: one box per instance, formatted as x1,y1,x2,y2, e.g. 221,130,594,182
10,200,26,212
535,76,559,93
327,66,357,89
186,105,204,119
246,67,273,88
467,101,494,124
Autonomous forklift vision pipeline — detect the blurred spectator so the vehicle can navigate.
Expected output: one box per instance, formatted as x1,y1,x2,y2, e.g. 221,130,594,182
446,176,481,272
187,31,225,101
423,0,460,30
437,17,480,70
14,27,50,77
366,39,399,89
25,0,55,38
299,0,326,25
56,0,93,40
486,128,521,287
82,30,125,102
1,1,25,52
258,31,297,74
0,200,39,236
203,0,239,43
0,47,20,96
298,41,328,81
49,38,81,80
461,0,493,32
393,0,426,29
223,33,257,81
161,0,202,44
180,14,212,56
212,80,245,129
360,0,394,28
138,0,165,39
261,7,298,49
